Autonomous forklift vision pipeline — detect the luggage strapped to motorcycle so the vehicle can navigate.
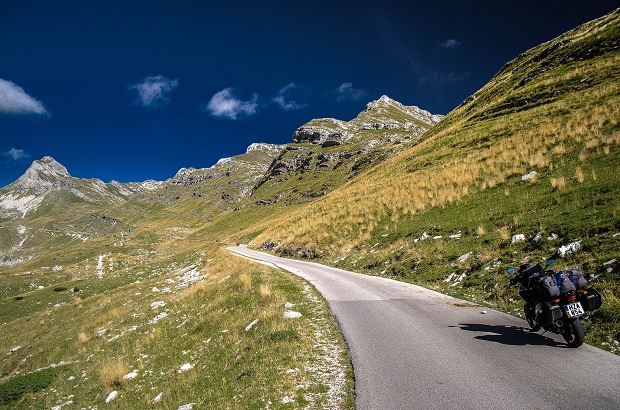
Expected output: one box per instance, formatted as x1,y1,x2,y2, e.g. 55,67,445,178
556,271,578,293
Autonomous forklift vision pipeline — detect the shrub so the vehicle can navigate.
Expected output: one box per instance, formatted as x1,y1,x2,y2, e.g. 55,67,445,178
0,368,56,404
53,287,68,292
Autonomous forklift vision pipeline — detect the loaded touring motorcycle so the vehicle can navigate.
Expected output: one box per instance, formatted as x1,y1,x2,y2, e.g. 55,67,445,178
508,260,602,347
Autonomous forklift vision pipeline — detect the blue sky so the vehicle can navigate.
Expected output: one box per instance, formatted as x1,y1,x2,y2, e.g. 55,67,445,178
1,0,618,187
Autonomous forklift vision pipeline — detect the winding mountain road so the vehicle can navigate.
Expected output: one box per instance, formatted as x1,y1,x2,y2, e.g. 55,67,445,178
229,246,620,410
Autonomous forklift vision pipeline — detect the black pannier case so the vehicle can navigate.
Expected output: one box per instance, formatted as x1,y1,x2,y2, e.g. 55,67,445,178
539,301,563,324
579,288,602,311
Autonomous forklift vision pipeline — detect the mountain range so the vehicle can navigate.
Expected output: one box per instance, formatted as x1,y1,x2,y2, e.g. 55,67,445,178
0,8,618,409
0,95,441,267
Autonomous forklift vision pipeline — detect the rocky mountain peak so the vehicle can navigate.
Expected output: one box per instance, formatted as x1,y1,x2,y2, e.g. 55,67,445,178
364,95,398,111
26,156,70,177
356,95,443,128
13,156,72,192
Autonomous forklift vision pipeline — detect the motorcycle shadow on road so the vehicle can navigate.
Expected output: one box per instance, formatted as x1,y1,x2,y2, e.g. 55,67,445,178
453,323,565,347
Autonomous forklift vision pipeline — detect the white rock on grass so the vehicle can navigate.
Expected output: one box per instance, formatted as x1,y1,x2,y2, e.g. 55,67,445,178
178,404,195,410
151,301,166,309
105,391,118,403
284,310,302,319
457,252,472,263
558,241,581,257
522,171,538,181
178,363,193,373
512,234,525,243
153,392,163,404
245,319,259,331
284,302,295,309
148,310,169,324
123,371,138,380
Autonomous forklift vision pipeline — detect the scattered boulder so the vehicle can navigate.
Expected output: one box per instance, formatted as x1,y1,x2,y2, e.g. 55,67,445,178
105,391,118,403
284,310,302,319
558,241,581,257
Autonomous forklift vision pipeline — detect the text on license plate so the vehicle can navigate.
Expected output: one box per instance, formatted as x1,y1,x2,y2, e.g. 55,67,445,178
564,302,585,318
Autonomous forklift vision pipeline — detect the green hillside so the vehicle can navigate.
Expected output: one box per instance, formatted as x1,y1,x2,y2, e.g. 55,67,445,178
249,9,620,351
1,8,619,409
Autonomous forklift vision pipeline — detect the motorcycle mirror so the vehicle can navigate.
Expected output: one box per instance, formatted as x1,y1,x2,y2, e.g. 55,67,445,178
546,259,555,266
508,268,515,274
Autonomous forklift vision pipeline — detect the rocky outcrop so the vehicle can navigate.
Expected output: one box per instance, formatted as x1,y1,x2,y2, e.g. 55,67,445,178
292,119,352,145
291,96,442,148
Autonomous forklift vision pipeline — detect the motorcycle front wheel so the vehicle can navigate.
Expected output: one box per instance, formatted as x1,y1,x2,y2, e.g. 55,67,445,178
562,319,585,348
524,302,541,332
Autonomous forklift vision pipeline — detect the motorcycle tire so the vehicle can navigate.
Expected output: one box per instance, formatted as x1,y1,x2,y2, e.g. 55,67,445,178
524,302,541,332
562,319,585,348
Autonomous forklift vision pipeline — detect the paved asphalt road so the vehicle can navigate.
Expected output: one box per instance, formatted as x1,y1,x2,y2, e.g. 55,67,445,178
228,246,620,410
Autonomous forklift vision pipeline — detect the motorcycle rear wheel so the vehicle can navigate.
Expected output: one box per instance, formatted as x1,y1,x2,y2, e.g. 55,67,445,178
524,302,541,332
562,319,585,348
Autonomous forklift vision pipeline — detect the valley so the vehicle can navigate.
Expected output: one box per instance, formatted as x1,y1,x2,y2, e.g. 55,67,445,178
1,8,619,409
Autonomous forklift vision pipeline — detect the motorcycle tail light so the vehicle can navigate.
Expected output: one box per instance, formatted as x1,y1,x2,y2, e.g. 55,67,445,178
567,295,577,302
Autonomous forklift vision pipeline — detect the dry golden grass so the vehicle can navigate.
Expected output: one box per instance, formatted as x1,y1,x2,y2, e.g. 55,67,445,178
551,176,567,191
498,226,511,241
239,273,252,292
260,283,272,300
78,332,89,344
96,308,120,326
99,358,128,391
251,63,620,256
575,167,585,183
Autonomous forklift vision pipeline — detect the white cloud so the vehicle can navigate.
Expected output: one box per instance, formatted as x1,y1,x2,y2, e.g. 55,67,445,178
0,79,49,115
273,83,307,111
439,39,461,49
203,88,259,120
129,75,179,109
334,82,368,102
3,148,29,161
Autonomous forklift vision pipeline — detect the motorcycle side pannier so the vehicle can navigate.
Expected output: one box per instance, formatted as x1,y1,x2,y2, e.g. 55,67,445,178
579,288,602,311
567,268,588,289
539,301,563,324
536,275,560,301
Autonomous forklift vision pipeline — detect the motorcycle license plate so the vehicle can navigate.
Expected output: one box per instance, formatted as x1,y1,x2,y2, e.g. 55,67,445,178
564,302,585,318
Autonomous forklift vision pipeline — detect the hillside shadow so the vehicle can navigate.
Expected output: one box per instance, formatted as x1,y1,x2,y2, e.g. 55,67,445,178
454,323,564,347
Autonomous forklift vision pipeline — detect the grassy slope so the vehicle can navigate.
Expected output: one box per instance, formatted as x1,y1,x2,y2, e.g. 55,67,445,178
0,233,353,408
1,10,619,408
248,10,620,352
0,151,354,408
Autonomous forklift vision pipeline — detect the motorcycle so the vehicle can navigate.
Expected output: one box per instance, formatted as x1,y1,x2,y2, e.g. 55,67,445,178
508,260,602,347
